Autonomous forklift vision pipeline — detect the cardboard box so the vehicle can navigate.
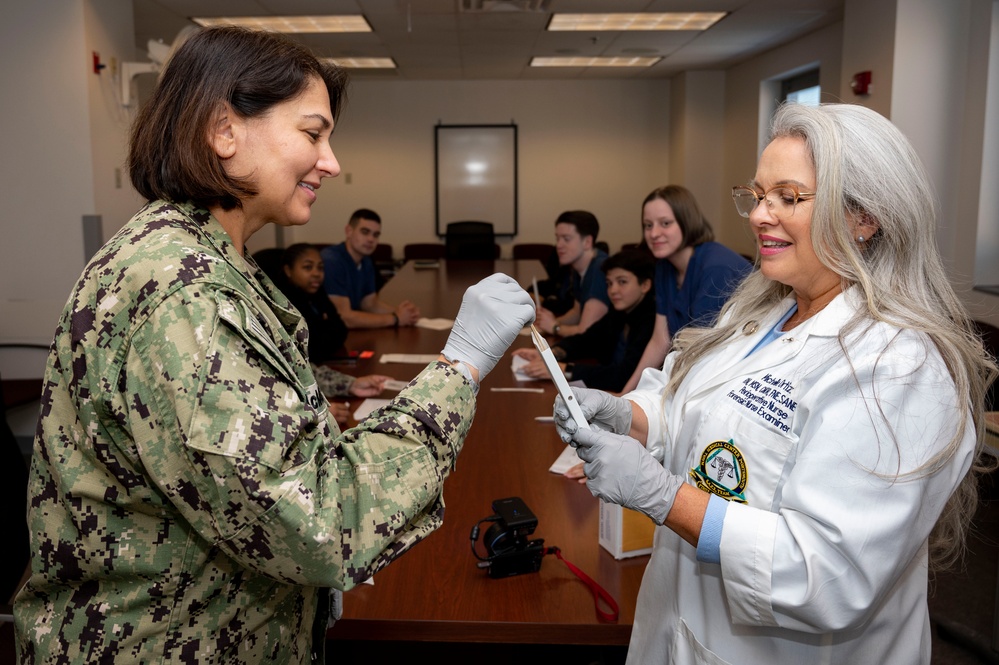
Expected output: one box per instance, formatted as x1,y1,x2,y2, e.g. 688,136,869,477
598,500,655,559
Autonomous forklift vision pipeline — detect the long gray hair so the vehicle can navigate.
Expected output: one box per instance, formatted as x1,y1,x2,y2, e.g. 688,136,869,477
666,103,996,568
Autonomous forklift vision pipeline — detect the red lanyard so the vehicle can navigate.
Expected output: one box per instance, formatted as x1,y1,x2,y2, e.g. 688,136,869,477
545,546,620,623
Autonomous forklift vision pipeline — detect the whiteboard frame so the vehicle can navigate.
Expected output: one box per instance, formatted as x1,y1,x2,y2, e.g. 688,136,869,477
434,123,518,237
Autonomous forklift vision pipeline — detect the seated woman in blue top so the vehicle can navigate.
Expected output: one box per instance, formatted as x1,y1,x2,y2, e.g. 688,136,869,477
513,249,656,393
279,243,390,425
620,186,752,394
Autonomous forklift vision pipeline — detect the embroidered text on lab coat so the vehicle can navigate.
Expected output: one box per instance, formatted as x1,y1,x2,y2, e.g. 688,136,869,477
726,373,798,433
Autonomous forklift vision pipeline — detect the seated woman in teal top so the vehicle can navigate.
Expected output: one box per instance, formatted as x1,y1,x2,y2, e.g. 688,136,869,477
619,185,752,394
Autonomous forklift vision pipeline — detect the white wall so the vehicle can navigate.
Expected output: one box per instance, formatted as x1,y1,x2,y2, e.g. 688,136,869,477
287,79,671,258
888,0,998,324
840,0,897,115
84,0,147,244
0,0,139,380
669,71,727,229
718,0,999,324
976,1,999,287
3,0,996,357
891,0,979,272
0,0,96,346
720,21,845,257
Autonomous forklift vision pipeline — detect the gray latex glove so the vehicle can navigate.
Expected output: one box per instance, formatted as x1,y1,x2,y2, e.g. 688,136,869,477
442,273,535,380
553,387,633,442
573,427,683,525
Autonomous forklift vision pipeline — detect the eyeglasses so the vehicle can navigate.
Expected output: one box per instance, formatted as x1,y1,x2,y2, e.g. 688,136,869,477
731,184,816,219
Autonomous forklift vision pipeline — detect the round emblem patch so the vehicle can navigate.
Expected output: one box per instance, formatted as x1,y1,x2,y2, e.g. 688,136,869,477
689,439,748,504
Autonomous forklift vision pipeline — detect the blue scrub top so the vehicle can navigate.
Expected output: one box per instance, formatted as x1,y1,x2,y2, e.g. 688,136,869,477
654,242,752,336
320,242,377,310
568,249,611,309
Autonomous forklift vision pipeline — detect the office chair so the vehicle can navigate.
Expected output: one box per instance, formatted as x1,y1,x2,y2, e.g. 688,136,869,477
445,221,497,260
0,372,30,606
371,244,394,265
250,247,286,285
620,241,653,254
512,243,555,262
404,243,446,261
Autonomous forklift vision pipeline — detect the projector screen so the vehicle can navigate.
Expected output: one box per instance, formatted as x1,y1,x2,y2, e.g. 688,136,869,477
435,124,518,236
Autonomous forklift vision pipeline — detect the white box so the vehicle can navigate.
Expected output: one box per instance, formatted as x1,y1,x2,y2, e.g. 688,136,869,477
598,500,655,559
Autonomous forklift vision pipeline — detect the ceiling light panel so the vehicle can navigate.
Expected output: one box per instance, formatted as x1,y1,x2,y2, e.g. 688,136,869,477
192,16,373,33
548,13,726,31
326,57,397,69
530,56,662,67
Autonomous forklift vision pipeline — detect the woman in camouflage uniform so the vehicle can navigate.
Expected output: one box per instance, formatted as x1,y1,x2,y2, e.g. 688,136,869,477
15,26,533,664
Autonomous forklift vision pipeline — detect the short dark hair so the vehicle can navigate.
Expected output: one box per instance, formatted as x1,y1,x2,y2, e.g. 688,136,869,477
128,26,349,210
642,186,714,249
282,243,320,268
602,249,655,284
555,210,600,241
349,208,382,227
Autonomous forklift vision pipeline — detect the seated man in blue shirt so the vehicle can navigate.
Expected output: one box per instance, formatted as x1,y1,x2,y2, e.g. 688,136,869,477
321,209,421,329
534,210,611,338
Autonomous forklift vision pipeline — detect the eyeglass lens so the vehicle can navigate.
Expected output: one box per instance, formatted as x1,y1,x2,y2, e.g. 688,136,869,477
732,187,801,218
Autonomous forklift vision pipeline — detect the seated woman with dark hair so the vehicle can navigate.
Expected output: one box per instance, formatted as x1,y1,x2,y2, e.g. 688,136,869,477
618,185,752,394
513,249,656,393
280,243,349,362
278,243,390,418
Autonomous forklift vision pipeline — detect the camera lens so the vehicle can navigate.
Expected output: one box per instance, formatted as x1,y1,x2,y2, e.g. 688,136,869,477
484,522,517,555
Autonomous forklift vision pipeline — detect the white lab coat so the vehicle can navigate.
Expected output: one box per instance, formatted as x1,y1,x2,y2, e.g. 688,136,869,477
624,288,975,665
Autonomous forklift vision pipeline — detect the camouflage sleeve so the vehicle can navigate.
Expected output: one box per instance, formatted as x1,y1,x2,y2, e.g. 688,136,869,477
126,286,474,590
312,363,355,397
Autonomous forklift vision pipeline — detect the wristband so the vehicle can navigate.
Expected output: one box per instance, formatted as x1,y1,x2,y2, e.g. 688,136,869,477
445,359,479,395
553,323,562,336
391,312,399,327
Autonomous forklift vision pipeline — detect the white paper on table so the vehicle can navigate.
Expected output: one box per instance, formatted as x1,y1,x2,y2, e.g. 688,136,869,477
382,379,410,392
415,318,454,331
549,444,582,474
352,398,392,420
510,354,540,382
379,353,440,364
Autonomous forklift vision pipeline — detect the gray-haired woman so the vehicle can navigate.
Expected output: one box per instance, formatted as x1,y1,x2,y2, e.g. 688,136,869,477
557,103,996,665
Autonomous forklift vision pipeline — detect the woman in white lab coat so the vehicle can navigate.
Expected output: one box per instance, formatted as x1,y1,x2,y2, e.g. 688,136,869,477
555,103,996,665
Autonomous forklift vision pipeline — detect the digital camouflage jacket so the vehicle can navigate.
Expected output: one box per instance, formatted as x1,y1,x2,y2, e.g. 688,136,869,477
15,200,474,664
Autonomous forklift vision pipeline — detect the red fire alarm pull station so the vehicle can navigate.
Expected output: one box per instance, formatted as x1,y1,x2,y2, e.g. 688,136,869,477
851,71,872,95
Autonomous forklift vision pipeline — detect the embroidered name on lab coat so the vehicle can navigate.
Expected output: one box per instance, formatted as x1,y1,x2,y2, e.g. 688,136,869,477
725,373,797,433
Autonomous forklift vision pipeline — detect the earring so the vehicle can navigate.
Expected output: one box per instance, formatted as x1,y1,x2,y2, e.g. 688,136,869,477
857,235,865,243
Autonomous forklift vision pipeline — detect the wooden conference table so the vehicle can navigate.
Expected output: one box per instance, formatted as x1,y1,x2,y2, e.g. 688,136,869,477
326,259,649,646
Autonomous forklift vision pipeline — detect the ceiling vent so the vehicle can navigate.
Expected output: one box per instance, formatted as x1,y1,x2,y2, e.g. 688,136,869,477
459,0,551,13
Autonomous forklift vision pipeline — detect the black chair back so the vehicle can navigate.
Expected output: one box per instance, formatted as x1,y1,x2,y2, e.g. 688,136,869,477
404,243,446,261
512,243,555,262
251,247,286,285
445,221,497,260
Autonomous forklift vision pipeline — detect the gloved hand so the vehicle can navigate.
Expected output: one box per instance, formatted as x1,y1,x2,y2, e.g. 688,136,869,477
554,387,633,442
573,427,683,525
442,273,536,380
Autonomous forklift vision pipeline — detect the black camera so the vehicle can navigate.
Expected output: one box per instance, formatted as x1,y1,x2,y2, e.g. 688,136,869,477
474,497,546,578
